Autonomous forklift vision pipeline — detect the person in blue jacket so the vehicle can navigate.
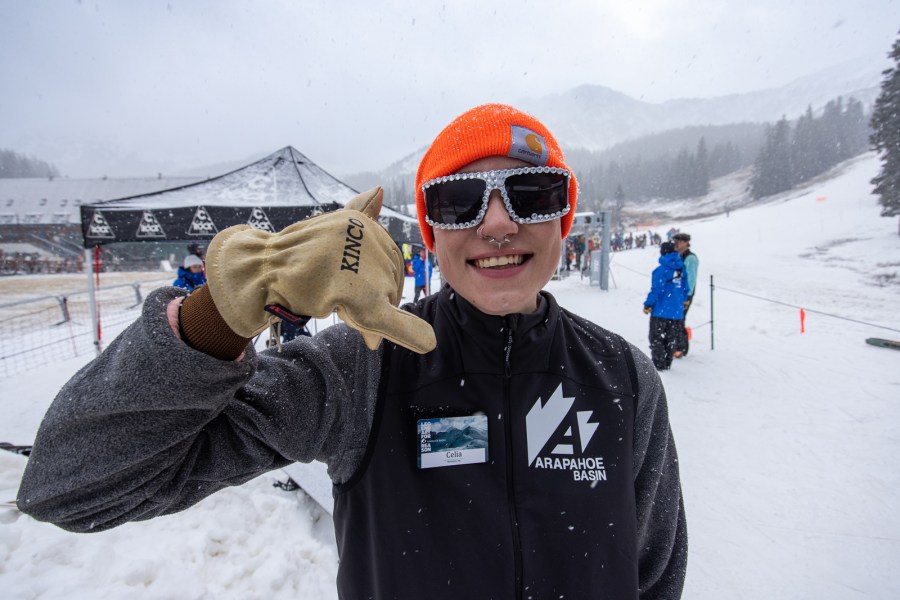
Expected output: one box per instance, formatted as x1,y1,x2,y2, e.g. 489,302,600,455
411,247,432,302
172,254,207,292
643,242,687,370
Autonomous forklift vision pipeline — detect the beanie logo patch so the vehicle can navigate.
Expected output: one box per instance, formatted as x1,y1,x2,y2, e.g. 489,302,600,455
509,125,549,166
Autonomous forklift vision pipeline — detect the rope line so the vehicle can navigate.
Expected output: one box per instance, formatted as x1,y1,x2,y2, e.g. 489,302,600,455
613,263,650,278
715,285,900,334
612,262,898,335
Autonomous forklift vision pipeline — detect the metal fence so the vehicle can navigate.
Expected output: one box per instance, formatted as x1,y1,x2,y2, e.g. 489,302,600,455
0,277,170,378
0,256,84,275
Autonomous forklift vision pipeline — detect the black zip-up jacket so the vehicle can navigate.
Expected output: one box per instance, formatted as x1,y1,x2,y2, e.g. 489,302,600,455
19,286,686,599
338,288,655,598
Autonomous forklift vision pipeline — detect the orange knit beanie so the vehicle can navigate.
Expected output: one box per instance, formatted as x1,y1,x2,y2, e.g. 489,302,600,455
415,103,578,250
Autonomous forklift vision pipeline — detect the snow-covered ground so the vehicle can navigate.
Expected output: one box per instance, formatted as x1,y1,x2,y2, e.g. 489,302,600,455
1,152,899,599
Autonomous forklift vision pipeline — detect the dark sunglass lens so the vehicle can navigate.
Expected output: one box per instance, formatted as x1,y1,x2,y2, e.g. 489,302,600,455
505,173,568,219
425,179,486,225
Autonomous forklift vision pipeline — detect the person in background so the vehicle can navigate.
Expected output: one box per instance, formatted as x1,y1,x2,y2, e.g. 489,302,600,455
643,242,687,370
187,242,205,261
673,232,699,357
266,315,312,349
187,243,206,276
279,317,311,342
574,234,585,271
172,254,206,292
411,247,432,302
19,104,686,599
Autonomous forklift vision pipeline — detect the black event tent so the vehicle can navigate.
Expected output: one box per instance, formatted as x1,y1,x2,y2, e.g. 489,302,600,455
79,146,422,247
78,146,423,355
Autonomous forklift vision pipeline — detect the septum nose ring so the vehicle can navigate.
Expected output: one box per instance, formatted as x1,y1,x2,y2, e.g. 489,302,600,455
477,225,511,250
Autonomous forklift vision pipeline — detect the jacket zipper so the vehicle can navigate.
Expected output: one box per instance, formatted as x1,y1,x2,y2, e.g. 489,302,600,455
503,317,523,600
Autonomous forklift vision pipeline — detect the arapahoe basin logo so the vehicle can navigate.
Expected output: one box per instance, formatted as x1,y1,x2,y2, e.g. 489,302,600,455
525,384,606,483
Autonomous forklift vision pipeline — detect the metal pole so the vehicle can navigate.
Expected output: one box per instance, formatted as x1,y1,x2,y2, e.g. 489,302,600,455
599,210,611,291
710,274,715,351
130,282,143,308
55,296,71,325
85,248,101,355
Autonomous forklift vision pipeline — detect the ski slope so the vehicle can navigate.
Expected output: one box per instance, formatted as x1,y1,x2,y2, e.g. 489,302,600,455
1,152,898,599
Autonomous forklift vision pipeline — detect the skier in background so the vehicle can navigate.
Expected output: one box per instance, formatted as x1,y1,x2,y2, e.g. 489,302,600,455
643,242,687,370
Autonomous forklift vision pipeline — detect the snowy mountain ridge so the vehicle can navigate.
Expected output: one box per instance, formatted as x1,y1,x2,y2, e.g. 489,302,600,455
528,54,885,154
354,54,886,190
11,54,886,185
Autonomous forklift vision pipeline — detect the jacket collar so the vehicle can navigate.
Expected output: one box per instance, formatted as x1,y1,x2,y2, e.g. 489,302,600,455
434,286,558,374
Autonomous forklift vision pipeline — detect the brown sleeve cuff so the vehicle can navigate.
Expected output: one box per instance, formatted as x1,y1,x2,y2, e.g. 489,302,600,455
179,284,252,361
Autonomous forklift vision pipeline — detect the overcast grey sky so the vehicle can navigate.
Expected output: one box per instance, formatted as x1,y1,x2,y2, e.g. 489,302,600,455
1,0,897,178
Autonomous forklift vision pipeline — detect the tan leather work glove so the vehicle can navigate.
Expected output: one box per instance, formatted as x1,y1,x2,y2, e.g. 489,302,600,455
205,187,436,354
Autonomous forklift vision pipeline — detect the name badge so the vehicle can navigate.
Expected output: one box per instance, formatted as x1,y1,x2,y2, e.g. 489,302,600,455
416,415,489,469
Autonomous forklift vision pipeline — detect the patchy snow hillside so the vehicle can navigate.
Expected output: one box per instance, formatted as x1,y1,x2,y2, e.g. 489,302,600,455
626,166,755,224
627,151,881,224
1,151,898,599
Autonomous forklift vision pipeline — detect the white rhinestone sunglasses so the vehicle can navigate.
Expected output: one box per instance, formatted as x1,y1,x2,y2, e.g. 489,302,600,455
422,166,570,230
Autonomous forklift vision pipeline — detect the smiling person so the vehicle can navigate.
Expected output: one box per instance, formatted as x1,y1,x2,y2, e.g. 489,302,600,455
18,104,687,599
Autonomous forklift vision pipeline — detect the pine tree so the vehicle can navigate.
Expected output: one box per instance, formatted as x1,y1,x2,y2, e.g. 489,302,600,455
0,149,60,178
870,30,900,224
819,97,845,167
646,155,668,198
709,141,742,179
791,106,819,184
751,117,793,198
606,161,622,201
693,137,710,196
673,149,691,198
582,164,606,213
843,98,869,157
613,184,626,228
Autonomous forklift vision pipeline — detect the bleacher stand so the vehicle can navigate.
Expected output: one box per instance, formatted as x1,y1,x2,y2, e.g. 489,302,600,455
0,174,203,275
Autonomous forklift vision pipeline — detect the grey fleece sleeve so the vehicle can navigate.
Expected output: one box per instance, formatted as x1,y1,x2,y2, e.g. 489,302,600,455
17,287,381,533
630,343,688,599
